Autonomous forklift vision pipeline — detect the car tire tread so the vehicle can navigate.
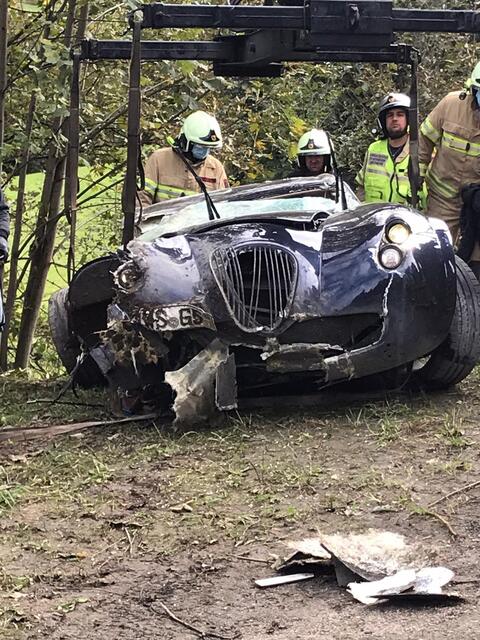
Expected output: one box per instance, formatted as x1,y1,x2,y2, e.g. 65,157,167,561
413,256,480,389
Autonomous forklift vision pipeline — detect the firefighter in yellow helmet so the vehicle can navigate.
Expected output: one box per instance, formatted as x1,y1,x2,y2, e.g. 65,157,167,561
138,110,229,207
419,61,480,276
356,92,413,204
292,129,333,177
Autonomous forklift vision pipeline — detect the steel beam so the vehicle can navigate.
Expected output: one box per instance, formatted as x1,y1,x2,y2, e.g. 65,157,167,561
79,38,415,67
80,39,234,61
137,2,480,37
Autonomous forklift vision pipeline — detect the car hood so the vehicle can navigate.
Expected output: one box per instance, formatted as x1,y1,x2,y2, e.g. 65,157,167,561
115,204,443,327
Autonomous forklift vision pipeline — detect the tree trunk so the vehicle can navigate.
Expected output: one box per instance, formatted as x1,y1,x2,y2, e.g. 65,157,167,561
0,1,7,175
0,91,36,370
14,0,89,369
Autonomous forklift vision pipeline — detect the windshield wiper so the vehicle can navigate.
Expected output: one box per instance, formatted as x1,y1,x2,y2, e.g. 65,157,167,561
169,142,221,221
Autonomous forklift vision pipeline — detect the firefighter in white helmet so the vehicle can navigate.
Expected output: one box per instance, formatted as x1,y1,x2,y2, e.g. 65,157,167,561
419,61,480,277
292,129,333,177
138,110,229,207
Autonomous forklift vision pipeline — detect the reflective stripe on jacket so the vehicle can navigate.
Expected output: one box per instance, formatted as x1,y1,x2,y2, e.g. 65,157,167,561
355,138,411,204
419,91,480,202
138,147,229,207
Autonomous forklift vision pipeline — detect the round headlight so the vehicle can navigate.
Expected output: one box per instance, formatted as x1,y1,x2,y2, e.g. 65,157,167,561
115,260,143,292
386,222,410,245
379,246,403,269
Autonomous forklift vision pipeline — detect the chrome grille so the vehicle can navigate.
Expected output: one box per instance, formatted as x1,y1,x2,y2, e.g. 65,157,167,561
210,244,298,332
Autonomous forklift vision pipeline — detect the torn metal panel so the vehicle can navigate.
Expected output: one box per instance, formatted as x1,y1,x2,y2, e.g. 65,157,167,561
348,569,417,604
89,344,115,375
347,566,458,605
318,529,426,582
261,339,343,373
414,566,454,593
286,538,332,559
215,353,237,410
274,538,332,571
255,573,314,588
165,339,232,427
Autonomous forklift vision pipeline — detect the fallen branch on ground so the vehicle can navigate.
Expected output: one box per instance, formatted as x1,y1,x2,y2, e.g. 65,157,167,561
0,413,160,442
427,480,480,509
152,601,239,640
416,507,458,538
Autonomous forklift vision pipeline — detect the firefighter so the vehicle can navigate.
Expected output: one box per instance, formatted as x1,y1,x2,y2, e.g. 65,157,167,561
0,187,10,333
356,92,412,203
138,110,229,207
292,129,333,177
419,61,480,274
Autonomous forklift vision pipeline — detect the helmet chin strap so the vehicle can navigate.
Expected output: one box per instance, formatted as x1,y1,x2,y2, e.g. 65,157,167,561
473,87,480,109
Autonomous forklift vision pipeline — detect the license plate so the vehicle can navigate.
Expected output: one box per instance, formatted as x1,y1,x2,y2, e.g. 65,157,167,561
133,304,216,332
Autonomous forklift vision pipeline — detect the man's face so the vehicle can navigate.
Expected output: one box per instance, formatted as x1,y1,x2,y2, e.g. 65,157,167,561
385,108,408,140
304,154,325,174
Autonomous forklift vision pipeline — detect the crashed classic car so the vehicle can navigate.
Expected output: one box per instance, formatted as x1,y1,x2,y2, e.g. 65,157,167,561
49,174,480,424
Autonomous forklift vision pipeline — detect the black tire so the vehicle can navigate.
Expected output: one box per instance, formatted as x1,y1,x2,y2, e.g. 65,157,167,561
48,288,105,388
412,256,480,390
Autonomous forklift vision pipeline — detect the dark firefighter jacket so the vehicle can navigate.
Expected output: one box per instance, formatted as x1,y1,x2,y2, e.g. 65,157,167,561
0,188,9,242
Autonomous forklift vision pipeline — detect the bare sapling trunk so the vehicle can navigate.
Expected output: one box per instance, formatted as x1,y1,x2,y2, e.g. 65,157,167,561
14,0,89,369
0,92,37,370
0,0,7,174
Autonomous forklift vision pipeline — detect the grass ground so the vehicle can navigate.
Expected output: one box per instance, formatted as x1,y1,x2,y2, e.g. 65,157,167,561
1,371,480,639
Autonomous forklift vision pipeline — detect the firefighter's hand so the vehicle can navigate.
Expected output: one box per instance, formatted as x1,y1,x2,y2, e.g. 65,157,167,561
0,236,8,263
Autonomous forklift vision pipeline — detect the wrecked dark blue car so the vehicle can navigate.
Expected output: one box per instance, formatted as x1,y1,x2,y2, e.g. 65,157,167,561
49,175,480,424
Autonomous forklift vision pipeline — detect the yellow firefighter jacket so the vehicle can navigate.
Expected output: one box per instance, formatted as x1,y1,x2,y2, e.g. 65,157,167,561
419,91,480,225
138,147,229,207
355,138,412,204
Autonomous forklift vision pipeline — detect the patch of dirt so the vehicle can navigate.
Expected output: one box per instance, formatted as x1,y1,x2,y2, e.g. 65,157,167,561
1,378,480,639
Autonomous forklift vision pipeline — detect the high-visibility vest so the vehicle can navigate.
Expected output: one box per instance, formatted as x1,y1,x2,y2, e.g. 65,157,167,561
357,138,411,204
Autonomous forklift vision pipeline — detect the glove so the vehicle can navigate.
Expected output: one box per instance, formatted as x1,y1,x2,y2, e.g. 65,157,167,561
0,236,8,263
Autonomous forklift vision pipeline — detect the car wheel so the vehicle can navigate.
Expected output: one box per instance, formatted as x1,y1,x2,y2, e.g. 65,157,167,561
48,288,104,388
412,256,480,390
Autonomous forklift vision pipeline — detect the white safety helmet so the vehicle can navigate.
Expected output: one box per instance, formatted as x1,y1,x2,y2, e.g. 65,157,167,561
296,129,332,157
469,61,480,109
178,110,222,152
296,129,332,173
470,61,480,89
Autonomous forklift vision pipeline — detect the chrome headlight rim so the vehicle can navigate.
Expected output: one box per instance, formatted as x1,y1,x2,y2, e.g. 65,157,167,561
385,220,411,245
114,259,144,293
378,244,404,270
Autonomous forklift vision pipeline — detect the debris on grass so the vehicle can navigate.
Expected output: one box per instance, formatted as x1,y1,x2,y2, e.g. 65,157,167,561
347,566,459,605
318,529,424,583
273,537,331,571
257,529,461,606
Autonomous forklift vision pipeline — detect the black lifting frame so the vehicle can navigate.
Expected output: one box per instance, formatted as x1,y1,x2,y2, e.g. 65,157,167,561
67,1,480,256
